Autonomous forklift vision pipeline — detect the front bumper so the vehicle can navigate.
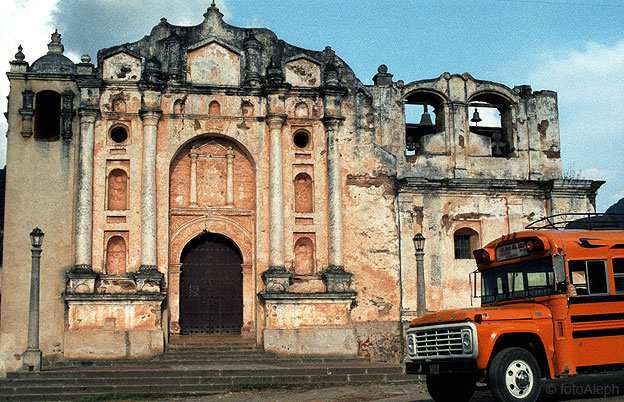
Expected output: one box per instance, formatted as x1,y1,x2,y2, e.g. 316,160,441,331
406,359,478,375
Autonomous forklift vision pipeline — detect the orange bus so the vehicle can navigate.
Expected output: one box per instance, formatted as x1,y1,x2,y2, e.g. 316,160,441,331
405,213,624,402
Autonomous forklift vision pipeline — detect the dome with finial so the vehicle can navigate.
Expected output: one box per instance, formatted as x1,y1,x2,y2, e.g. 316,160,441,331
30,29,76,74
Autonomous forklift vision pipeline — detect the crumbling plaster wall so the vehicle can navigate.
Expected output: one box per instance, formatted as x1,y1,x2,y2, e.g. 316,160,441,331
0,77,79,374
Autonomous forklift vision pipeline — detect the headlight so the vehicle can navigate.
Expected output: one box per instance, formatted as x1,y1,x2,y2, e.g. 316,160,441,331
407,336,415,354
462,332,471,351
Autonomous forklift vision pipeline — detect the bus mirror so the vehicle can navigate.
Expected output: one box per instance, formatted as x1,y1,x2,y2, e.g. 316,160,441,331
552,254,566,290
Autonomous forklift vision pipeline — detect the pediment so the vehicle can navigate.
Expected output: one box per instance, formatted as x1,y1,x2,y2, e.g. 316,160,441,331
285,55,321,87
102,51,141,81
186,40,240,86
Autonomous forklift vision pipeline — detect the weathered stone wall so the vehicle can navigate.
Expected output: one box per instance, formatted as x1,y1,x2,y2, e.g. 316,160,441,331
0,75,79,373
1,4,603,373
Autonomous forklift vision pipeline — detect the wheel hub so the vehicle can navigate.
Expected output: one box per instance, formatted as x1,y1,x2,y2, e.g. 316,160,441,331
505,360,533,398
515,369,530,389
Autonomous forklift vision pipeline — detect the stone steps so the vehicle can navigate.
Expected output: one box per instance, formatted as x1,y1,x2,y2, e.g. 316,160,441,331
0,335,410,401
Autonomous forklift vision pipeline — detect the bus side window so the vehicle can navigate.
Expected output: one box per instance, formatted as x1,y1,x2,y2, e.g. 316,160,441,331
569,260,609,296
587,260,608,294
614,258,624,293
569,260,588,295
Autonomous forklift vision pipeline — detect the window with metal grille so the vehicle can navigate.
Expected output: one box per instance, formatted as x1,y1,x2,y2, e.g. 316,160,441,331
455,235,471,259
454,227,479,259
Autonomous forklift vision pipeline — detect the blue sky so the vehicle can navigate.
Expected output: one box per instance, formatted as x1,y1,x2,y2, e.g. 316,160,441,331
2,0,623,211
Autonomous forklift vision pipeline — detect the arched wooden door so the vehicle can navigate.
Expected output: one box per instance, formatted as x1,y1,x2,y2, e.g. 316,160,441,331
179,233,243,334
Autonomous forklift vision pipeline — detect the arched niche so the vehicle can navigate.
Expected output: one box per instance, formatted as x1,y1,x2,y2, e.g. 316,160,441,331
106,236,127,275
107,169,128,210
294,236,315,275
294,173,313,213
209,100,221,115
169,137,255,209
294,102,309,118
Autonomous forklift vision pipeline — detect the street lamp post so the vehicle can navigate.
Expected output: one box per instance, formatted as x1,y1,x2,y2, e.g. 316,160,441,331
23,227,44,371
413,233,426,317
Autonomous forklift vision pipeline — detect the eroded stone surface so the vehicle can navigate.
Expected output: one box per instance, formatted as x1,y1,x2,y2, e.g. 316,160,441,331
0,3,602,373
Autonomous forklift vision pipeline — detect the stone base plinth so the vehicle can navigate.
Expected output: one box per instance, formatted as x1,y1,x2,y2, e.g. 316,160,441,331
263,327,357,356
22,348,42,371
62,293,165,359
258,292,357,356
64,329,163,359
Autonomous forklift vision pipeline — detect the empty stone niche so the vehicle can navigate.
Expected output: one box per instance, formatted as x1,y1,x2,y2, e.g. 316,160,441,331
294,102,309,118
293,236,315,275
209,100,221,115
107,168,128,210
294,172,314,213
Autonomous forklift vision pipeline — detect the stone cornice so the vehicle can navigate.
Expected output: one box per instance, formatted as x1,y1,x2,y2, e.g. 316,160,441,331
400,177,604,199
62,293,166,302
258,291,357,302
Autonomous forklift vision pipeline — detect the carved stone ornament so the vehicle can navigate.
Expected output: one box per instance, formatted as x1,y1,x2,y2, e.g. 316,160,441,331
66,265,97,294
134,266,163,293
261,267,293,293
321,266,353,293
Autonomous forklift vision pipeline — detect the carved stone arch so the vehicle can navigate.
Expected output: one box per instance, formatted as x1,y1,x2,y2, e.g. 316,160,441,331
168,216,255,336
468,90,518,157
403,88,447,155
170,216,252,265
169,133,256,171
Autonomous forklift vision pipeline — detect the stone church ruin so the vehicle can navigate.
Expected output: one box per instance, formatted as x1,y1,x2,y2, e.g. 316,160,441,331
0,3,600,374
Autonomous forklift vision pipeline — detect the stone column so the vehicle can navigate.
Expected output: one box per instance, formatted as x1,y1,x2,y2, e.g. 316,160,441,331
226,147,235,206
139,110,161,271
189,147,198,207
74,109,97,270
322,117,352,292
325,117,345,269
262,114,292,292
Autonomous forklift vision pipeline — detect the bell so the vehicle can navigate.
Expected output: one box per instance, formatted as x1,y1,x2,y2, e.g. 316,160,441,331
418,105,434,127
471,109,482,125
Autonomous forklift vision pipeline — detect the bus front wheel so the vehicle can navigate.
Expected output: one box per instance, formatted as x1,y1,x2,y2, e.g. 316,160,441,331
488,347,541,402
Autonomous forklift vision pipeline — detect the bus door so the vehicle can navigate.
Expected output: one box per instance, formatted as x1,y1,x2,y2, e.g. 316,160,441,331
568,258,624,369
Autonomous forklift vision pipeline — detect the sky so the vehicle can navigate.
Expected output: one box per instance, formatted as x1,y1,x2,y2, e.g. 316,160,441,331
1,0,623,212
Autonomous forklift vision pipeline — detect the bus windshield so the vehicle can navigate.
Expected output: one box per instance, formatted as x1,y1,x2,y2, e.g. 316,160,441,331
481,257,556,304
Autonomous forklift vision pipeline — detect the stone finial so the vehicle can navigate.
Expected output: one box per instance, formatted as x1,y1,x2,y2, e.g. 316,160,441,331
323,61,339,86
14,45,25,62
160,17,167,24
322,46,335,59
372,64,393,87
266,57,285,85
47,29,64,54
204,0,224,19
244,33,261,50
80,54,91,64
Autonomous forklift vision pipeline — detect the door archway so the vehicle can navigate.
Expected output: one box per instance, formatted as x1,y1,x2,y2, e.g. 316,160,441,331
179,232,243,334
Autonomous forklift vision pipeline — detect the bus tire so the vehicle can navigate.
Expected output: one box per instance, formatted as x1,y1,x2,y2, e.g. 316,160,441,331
426,373,476,402
488,347,541,402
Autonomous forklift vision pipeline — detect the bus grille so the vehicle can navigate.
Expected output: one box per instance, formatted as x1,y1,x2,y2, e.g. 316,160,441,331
413,327,463,357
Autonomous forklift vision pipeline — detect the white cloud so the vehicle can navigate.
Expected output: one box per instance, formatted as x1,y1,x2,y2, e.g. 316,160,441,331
0,0,59,167
527,40,624,212
578,168,615,181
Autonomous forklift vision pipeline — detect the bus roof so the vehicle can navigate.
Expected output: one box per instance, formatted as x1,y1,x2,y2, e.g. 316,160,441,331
477,228,624,270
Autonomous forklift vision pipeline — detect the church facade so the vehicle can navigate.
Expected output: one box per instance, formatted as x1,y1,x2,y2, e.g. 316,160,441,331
0,4,600,374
